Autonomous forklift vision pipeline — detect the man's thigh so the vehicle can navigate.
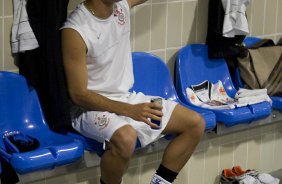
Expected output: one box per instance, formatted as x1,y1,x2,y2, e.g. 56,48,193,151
162,104,203,134
72,111,129,143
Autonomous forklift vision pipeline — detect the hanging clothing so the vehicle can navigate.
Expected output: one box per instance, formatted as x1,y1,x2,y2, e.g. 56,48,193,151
206,0,248,59
18,0,71,130
11,0,39,53
221,0,250,38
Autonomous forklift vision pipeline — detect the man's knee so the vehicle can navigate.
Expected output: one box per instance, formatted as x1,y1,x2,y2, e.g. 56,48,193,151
194,112,205,130
189,111,205,136
110,125,137,159
181,110,205,137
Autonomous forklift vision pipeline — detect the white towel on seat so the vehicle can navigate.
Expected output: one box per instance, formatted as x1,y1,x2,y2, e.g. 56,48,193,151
237,94,272,106
235,88,268,99
235,88,272,106
11,0,39,53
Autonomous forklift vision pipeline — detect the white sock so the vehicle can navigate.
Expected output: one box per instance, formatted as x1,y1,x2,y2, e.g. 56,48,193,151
150,174,172,184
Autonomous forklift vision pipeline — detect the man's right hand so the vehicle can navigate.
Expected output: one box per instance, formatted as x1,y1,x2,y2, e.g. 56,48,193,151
127,102,163,128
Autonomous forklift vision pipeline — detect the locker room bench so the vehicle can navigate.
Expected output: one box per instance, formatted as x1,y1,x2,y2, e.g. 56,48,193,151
0,51,215,178
1,51,281,183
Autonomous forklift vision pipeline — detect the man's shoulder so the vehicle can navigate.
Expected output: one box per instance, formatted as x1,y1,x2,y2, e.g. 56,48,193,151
65,3,90,27
117,0,130,12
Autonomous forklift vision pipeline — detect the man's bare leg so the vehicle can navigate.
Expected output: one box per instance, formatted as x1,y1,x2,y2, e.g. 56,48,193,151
100,105,205,184
162,104,205,172
100,125,137,184
150,104,205,183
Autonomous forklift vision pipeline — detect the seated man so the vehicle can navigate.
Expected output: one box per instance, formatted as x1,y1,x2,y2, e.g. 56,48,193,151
61,0,205,183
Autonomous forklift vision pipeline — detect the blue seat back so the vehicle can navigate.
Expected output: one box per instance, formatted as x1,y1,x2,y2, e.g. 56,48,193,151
131,52,178,101
131,52,216,131
244,37,262,47
0,72,49,135
176,44,237,98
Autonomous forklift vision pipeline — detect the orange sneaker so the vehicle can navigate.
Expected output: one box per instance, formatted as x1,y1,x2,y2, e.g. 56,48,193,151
220,168,240,184
232,166,259,177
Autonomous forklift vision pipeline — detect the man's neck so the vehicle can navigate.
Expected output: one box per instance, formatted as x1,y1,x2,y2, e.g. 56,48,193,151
84,0,114,19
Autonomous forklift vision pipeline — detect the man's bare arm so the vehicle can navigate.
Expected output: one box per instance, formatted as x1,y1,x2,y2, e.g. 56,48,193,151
127,0,148,8
61,28,162,127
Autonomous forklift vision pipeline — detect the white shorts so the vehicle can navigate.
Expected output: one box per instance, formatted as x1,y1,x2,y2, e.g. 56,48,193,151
71,92,177,148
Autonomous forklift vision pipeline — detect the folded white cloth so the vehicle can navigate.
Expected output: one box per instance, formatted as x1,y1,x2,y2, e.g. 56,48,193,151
221,0,250,38
11,0,39,53
235,88,272,106
237,94,272,105
235,88,268,99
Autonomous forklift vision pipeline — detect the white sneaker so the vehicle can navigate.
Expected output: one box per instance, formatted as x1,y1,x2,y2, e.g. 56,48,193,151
257,173,280,184
238,175,262,184
150,174,171,184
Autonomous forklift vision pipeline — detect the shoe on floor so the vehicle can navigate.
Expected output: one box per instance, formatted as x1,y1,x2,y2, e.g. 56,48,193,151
232,166,279,184
257,173,280,184
220,168,241,184
232,166,259,177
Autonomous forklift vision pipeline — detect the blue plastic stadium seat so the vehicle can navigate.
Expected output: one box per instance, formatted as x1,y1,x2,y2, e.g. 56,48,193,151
131,52,216,131
175,44,272,127
0,72,84,174
271,97,282,111
243,36,262,47
232,36,282,111
66,129,143,157
64,131,105,156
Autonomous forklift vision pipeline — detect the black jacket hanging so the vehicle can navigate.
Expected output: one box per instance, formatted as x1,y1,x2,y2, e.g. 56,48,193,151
206,0,247,59
18,0,71,130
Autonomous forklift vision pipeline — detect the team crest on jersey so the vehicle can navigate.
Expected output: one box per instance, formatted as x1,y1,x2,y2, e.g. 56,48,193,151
95,114,110,130
114,4,126,25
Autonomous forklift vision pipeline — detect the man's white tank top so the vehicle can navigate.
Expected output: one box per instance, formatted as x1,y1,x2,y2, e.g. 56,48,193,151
62,0,133,100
